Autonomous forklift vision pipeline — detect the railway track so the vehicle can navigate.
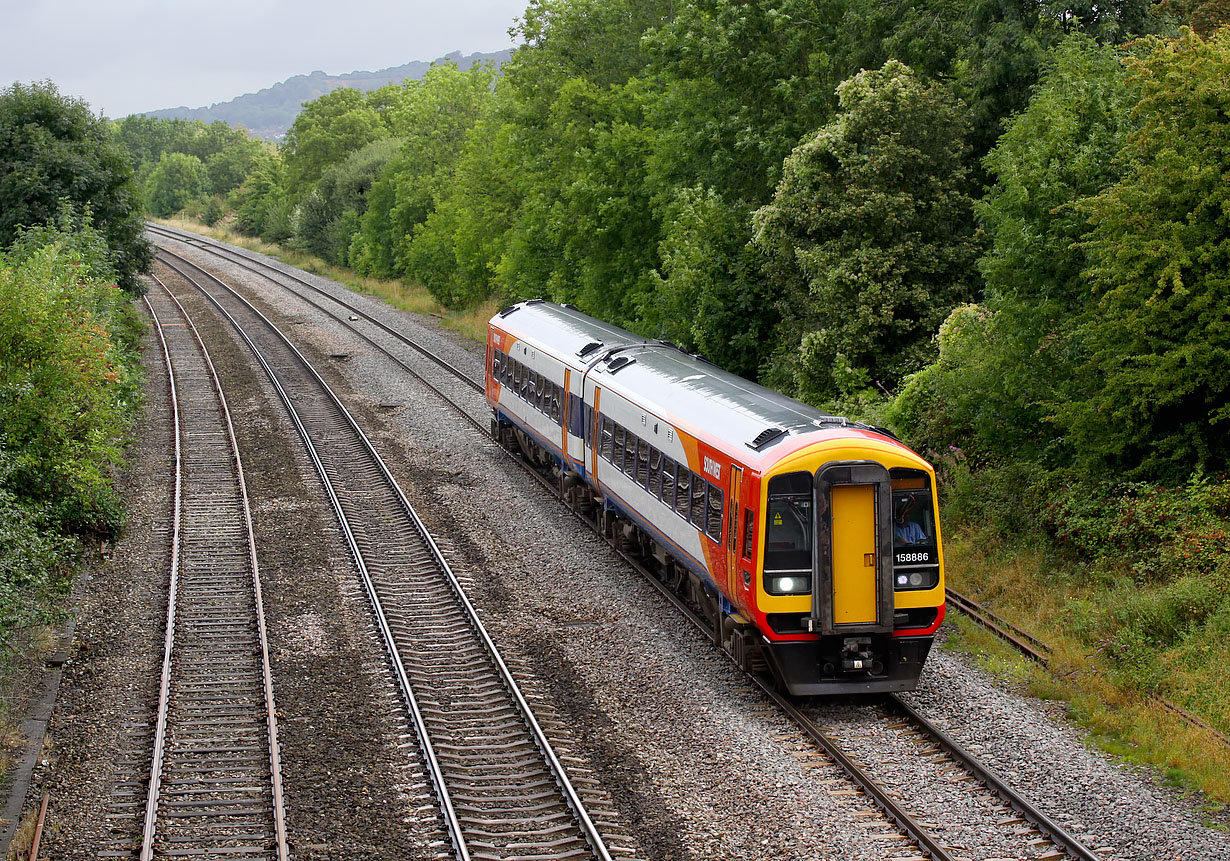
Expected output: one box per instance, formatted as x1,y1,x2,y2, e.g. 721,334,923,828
98,277,288,859
149,228,1103,860
146,223,482,400
152,248,618,861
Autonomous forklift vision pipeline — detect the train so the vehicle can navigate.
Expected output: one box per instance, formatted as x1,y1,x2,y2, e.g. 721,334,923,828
486,300,945,694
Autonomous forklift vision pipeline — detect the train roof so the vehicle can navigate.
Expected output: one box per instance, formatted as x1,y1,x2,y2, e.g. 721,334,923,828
493,300,900,464
493,300,642,361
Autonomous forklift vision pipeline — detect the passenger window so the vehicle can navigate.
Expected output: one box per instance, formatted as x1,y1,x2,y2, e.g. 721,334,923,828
600,417,614,461
742,509,755,560
647,448,661,497
637,442,650,488
613,425,626,468
624,433,637,475
554,385,563,425
661,458,676,508
492,349,502,379
690,472,706,526
706,482,723,540
674,468,690,518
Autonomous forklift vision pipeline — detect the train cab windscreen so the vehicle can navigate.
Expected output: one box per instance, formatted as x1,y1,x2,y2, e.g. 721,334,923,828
890,472,939,590
764,472,813,595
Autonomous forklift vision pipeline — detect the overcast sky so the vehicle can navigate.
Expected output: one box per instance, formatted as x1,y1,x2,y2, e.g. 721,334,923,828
1,0,528,119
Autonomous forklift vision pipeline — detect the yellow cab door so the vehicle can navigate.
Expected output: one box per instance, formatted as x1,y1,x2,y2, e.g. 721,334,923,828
830,485,877,624
814,462,894,634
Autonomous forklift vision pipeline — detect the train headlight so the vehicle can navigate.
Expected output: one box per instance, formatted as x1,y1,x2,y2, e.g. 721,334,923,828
765,574,811,596
893,567,938,591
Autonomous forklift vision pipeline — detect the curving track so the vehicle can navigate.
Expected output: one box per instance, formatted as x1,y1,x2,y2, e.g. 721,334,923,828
101,277,289,860
147,225,1106,861
152,246,617,861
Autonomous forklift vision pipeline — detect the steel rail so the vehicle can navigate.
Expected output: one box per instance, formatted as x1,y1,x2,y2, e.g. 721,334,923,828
139,289,183,860
887,694,1100,861
155,248,614,861
141,277,289,860
146,223,482,394
148,233,1118,860
944,587,1051,663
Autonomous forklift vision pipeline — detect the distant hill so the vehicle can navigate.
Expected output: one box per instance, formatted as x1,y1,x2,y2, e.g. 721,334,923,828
141,49,513,141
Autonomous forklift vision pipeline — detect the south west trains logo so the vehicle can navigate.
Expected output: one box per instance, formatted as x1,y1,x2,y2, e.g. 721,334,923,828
703,456,721,481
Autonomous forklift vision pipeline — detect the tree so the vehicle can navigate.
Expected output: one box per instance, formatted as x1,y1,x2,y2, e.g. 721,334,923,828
643,186,777,377
397,109,522,306
229,150,287,238
1061,28,1230,480
281,88,388,195
0,81,151,292
144,152,208,217
754,61,981,403
893,35,1135,463
351,63,497,279
294,138,400,264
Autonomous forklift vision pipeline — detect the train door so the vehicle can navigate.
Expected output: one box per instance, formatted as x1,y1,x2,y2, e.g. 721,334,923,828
830,485,877,624
562,369,572,457
812,462,894,635
726,465,743,597
590,387,601,476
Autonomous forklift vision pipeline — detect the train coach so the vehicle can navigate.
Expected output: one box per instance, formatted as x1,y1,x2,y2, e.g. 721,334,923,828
486,300,945,694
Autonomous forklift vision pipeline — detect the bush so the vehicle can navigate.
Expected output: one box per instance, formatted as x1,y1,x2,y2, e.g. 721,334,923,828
0,227,140,534
1,218,141,636
0,460,75,630
1042,474,1230,692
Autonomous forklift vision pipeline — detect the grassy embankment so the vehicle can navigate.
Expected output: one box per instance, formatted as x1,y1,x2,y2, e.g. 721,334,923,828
159,217,1230,817
941,472,1230,815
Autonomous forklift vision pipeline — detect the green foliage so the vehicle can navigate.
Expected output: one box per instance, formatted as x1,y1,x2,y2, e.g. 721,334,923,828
0,81,152,293
1044,476,1230,690
229,150,289,239
754,60,982,402
0,454,75,630
643,186,777,376
0,218,141,633
353,63,499,283
281,88,389,195
395,112,521,306
294,137,400,265
114,115,266,207
893,36,1135,465
0,223,140,537
144,151,209,217
1059,28,1230,481
182,194,226,227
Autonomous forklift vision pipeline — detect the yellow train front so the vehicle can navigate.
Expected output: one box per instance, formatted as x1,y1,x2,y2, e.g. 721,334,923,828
487,301,945,695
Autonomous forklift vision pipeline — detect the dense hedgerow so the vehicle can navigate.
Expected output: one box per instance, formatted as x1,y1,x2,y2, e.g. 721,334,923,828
0,213,142,631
